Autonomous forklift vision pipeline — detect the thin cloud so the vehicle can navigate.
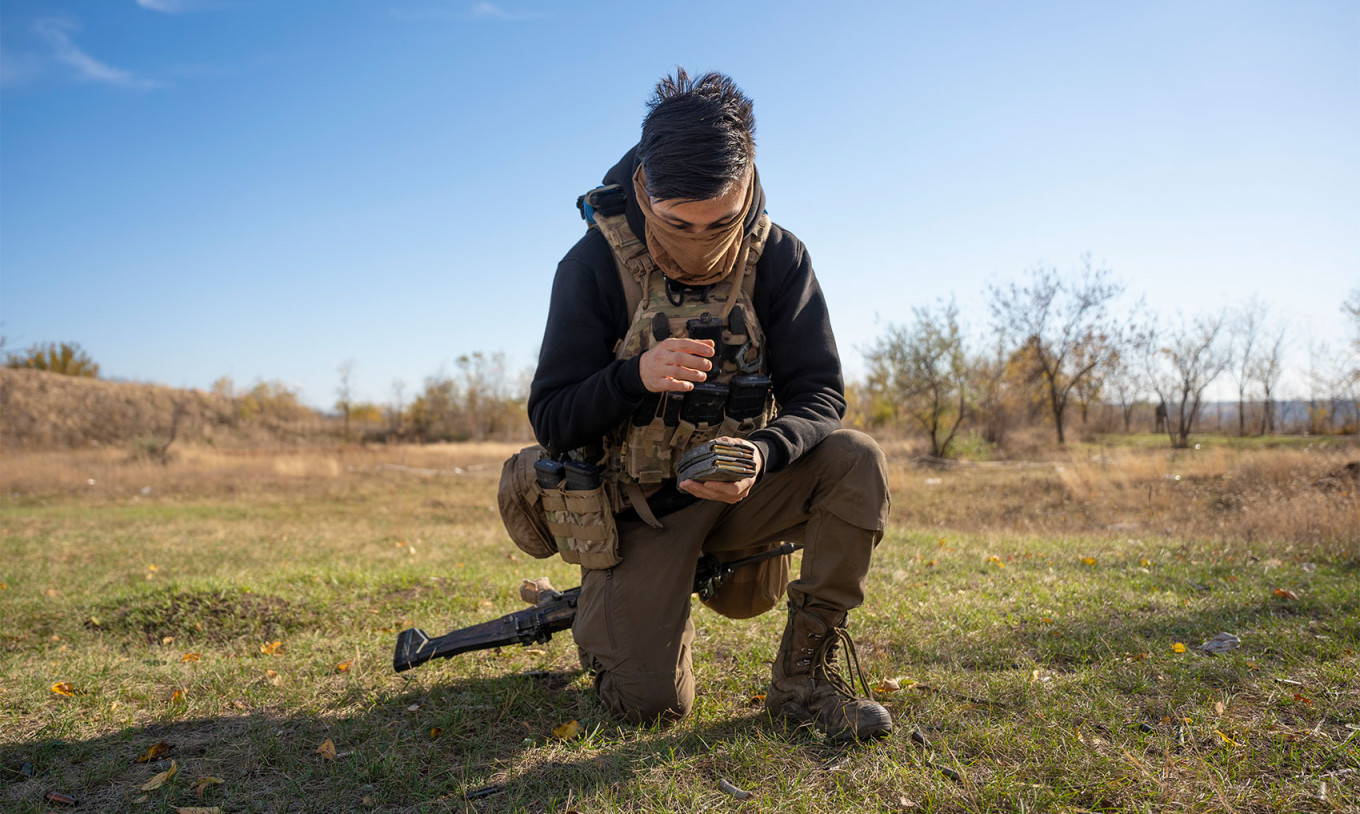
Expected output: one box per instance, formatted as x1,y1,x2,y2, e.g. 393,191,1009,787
470,2,543,21
391,2,544,23
134,0,221,12
34,18,163,89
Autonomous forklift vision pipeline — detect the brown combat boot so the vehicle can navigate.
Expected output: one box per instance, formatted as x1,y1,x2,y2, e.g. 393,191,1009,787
766,602,893,742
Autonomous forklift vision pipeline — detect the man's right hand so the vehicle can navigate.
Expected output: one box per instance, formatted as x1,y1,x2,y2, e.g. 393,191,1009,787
639,338,714,393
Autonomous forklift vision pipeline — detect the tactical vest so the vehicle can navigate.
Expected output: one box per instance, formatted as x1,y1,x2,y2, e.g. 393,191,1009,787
578,184,776,517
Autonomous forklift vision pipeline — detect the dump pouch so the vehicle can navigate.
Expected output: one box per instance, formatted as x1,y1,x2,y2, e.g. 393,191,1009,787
497,445,559,560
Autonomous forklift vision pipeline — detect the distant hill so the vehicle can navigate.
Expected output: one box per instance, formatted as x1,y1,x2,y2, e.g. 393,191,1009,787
0,368,329,450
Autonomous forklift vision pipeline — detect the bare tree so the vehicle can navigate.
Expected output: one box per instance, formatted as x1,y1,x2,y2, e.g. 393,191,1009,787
1228,296,1269,436
988,256,1126,444
1069,330,1109,427
1249,323,1287,435
1344,288,1360,389
1102,322,1153,433
1306,339,1358,434
335,358,356,441
1146,311,1231,448
969,337,1013,447
1346,288,1360,349
387,378,406,437
864,300,972,458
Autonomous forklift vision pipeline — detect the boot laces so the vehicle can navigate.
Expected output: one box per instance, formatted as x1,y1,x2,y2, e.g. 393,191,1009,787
812,621,873,701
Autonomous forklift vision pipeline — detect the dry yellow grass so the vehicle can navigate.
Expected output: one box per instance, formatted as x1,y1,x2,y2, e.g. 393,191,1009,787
0,442,522,499
886,442,1359,555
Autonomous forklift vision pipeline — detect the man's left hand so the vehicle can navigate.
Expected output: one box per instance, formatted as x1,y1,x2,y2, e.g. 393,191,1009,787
677,437,763,504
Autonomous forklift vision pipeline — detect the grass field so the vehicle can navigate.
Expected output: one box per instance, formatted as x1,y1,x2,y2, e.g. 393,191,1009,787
2,439,1357,813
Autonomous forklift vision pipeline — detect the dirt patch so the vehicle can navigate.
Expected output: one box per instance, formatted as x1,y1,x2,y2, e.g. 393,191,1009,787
1314,460,1360,492
97,588,314,644
380,576,451,603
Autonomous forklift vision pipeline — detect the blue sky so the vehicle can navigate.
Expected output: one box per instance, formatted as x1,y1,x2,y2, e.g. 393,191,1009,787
2,1,1357,407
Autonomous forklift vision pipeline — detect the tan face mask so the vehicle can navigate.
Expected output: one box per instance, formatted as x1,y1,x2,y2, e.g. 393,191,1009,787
633,165,755,287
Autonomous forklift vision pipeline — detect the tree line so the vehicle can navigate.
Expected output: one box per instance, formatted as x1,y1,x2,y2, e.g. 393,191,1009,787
8,269,1357,454
860,259,1359,456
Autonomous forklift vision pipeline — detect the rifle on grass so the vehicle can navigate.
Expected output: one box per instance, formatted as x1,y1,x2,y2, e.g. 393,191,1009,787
392,542,802,673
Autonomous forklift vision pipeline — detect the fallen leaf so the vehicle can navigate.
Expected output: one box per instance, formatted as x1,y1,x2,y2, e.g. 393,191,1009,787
50,682,77,697
43,791,79,806
336,660,352,673
141,760,179,791
1273,588,1299,600
170,690,184,703
1213,701,1226,716
718,777,753,800
747,694,766,707
181,653,201,663
874,678,902,694
174,808,222,814
1041,617,1054,623
1171,642,1187,653
362,796,376,807
1294,693,1313,705
1081,557,1097,566
135,741,171,763
429,727,442,739
161,636,175,646
1197,632,1241,655
406,703,421,712
147,564,160,572
1214,729,1236,746
260,641,283,655
317,739,337,761
192,776,224,797
1140,558,1152,567
551,719,583,740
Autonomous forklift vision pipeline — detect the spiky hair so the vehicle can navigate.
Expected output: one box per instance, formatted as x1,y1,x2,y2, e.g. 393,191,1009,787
638,68,756,202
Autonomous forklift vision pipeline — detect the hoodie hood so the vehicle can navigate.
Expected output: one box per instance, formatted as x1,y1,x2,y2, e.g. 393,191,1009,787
601,145,767,253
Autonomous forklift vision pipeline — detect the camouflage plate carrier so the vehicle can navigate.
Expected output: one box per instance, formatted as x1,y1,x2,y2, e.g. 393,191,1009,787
578,184,777,526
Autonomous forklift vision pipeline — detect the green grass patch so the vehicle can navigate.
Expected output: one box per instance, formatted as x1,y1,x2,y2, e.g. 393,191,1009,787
1,454,1356,813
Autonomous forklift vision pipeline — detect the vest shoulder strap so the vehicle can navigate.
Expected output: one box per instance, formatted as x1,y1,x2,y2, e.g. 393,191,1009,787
579,184,772,325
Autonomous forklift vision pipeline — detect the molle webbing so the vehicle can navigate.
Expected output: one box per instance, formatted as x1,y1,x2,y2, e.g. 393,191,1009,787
580,186,774,510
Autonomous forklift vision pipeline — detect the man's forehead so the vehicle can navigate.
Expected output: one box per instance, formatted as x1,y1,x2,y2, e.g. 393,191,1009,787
647,166,751,206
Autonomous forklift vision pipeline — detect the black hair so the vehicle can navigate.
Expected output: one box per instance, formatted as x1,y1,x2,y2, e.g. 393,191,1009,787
637,68,756,202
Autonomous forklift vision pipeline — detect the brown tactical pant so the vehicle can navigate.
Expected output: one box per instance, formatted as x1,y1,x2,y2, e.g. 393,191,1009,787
572,429,890,723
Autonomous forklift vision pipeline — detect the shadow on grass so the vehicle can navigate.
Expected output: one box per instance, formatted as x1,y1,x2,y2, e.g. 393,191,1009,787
1,668,833,814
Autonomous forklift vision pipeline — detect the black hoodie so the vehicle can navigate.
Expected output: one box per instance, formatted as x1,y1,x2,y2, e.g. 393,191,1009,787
527,146,845,481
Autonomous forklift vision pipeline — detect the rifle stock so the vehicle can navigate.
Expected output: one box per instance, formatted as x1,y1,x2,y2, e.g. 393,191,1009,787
392,587,581,672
